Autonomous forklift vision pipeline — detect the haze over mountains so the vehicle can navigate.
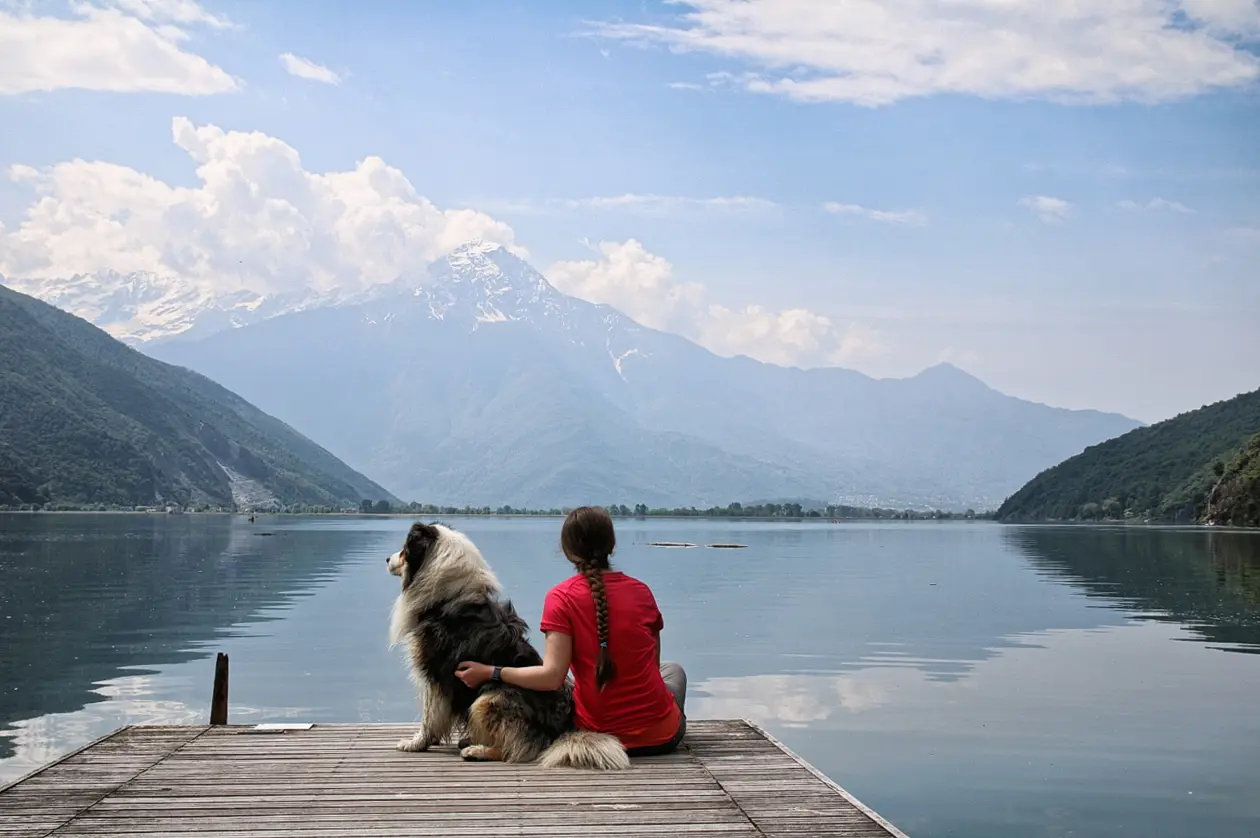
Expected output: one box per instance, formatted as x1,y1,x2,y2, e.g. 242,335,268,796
6,243,1142,510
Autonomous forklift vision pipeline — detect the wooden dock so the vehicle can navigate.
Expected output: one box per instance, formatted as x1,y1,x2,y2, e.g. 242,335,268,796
0,720,908,837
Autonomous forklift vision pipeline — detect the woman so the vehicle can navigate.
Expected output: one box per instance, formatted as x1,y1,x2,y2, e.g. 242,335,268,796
455,506,687,756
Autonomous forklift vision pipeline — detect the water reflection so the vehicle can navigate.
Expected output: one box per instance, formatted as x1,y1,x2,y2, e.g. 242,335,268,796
2,515,1259,838
691,620,1260,837
1005,525,1260,653
0,513,374,766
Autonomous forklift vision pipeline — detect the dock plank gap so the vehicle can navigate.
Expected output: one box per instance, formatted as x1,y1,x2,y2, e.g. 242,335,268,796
0,720,909,836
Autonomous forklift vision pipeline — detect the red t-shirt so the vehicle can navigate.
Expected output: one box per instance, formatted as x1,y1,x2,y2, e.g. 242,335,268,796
540,571,681,749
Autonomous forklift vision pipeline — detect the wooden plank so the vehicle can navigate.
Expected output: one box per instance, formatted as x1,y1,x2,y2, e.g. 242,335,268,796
0,726,207,838
691,720,910,838
0,721,906,837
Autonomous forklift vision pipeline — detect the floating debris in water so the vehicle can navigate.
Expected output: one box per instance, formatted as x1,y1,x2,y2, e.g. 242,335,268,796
645,541,748,549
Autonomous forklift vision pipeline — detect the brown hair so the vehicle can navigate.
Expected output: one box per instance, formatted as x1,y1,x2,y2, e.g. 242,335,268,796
561,506,617,689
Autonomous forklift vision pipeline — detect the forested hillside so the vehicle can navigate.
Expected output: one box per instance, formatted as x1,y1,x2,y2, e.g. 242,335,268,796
0,284,394,510
997,388,1260,523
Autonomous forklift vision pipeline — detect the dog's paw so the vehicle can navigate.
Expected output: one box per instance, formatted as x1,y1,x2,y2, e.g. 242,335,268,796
396,736,430,753
460,744,495,761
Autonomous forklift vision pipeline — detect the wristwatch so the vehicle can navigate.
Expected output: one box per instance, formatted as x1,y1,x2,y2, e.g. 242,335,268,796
491,666,502,682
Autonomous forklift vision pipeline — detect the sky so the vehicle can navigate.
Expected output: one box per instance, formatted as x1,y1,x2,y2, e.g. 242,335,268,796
0,0,1258,423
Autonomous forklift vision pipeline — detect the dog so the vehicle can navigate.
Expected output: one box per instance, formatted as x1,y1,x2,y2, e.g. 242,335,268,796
386,521,629,770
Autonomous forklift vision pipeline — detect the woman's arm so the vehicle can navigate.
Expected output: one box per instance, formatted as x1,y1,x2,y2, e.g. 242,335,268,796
455,631,572,692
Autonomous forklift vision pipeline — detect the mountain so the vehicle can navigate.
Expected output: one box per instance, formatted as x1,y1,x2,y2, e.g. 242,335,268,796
1201,431,1260,527
0,283,395,510
997,387,1260,523
0,270,370,345
134,242,1139,510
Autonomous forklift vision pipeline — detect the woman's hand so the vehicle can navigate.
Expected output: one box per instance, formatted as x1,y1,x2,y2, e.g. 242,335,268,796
453,634,573,693
455,661,493,689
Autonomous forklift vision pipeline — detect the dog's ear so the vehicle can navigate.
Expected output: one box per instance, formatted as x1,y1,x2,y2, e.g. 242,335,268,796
408,522,440,545
404,522,440,564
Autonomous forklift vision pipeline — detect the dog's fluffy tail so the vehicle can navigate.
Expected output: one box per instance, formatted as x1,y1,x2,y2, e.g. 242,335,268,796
537,730,629,770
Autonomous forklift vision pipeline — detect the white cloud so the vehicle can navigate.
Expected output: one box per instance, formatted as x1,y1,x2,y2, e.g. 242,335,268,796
0,116,520,293
1018,195,1073,224
1117,197,1195,213
566,194,775,214
112,0,231,28
0,1,236,95
831,323,888,366
699,303,842,367
280,52,341,85
486,194,777,217
822,201,927,226
545,239,705,333
547,239,880,367
592,0,1260,106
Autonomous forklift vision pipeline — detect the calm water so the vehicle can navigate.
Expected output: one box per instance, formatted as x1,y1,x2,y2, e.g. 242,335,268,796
2,514,1259,837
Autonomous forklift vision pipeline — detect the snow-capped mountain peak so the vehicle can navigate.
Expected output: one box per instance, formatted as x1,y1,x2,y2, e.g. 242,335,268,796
409,240,573,327
0,240,626,350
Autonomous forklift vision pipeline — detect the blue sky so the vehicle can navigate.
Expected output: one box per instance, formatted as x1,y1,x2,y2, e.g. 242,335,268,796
1,0,1258,422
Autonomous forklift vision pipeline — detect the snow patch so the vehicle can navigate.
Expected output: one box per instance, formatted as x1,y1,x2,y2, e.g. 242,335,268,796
475,305,512,323
610,348,641,381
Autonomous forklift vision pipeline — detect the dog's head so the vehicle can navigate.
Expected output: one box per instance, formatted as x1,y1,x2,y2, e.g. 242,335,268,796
387,522,441,589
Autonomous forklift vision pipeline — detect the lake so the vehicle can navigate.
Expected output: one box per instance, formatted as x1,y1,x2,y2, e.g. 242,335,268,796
1,513,1258,837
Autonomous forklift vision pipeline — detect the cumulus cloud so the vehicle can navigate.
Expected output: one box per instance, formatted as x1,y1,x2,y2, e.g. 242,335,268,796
822,201,927,226
591,0,1260,106
0,116,520,293
1117,197,1195,213
545,239,705,333
0,0,236,95
699,303,844,367
280,52,341,85
1018,195,1073,224
547,239,880,368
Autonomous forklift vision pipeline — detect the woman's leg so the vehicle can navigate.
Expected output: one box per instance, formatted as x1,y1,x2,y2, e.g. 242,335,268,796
659,661,687,713
625,662,690,758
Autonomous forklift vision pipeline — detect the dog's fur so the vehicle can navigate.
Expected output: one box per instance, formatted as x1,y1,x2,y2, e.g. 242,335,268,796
387,521,629,770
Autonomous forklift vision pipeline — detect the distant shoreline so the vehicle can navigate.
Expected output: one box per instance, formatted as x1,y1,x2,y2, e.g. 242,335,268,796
3,509,1252,529
0,508,989,522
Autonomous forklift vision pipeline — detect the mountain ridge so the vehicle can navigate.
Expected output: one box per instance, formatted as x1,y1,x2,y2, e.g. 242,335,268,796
136,242,1140,509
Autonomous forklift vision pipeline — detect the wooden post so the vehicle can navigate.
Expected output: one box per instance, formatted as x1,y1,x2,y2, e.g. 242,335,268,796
210,652,229,725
